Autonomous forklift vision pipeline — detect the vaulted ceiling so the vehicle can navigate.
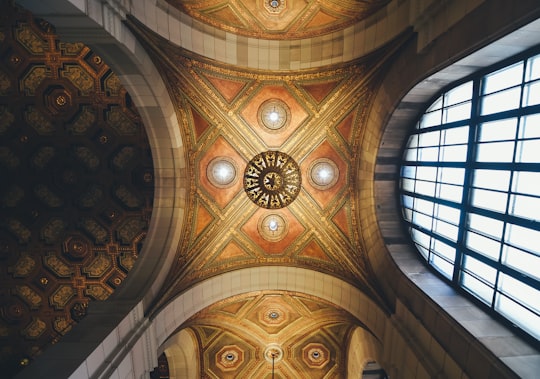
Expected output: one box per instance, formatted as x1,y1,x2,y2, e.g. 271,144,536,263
1,0,402,377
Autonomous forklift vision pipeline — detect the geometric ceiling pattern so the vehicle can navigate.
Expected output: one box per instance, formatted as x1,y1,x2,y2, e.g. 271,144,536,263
124,8,403,374
0,4,153,376
180,291,359,378
166,0,391,40
128,18,398,313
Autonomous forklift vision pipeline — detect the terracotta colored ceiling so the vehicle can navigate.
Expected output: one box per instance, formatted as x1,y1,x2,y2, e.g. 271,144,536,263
0,4,153,376
127,13,402,376
166,0,390,39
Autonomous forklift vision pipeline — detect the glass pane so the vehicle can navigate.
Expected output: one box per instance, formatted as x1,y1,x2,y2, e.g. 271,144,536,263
509,194,540,220
495,295,540,340
471,188,508,213
404,148,418,161
522,81,540,107
430,254,454,279
420,110,442,128
433,239,456,262
415,198,434,216
498,274,540,313
416,166,437,181
505,223,540,255
462,255,497,284
414,180,436,197
525,54,540,82
401,165,416,179
439,144,468,162
502,245,540,280
401,178,415,192
412,228,431,249
418,130,440,146
437,183,463,203
444,102,471,123
468,213,504,238
461,271,494,305
476,141,515,162
473,169,510,191
403,207,413,221
445,81,473,105
417,147,439,161
426,96,443,112
407,134,419,148
466,231,501,261
416,243,429,259
478,118,517,142
512,171,540,196
439,167,465,185
516,139,540,162
413,212,433,230
402,195,413,209
434,203,461,224
483,62,524,94
481,87,521,115
441,126,469,145
433,218,459,241
519,114,540,138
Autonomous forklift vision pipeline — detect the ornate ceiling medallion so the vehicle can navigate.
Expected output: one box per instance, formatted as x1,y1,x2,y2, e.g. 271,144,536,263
264,0,286,14
244,151,301,209
207,157,237,188
308,158,339,190
264,343,284,363
258,213,288,241
258,99,290,131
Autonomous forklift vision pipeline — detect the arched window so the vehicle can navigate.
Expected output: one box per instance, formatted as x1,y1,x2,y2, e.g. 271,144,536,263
400,47,540,342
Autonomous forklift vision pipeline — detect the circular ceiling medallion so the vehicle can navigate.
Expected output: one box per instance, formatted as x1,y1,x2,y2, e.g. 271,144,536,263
257,99,290,131
264,344,284,363
216,345,244,371
264,0,286,14
207,157,238,188
244,151,301,209
308,158,339,190
302,343,330,368
258,214,287,241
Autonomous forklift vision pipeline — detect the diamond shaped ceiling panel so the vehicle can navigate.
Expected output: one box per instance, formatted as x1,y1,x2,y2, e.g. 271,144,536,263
239,85,309,148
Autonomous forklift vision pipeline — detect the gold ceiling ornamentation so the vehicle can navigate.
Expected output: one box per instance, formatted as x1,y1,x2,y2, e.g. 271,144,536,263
244,151,301,209
257,98,290,132
264,0,285,14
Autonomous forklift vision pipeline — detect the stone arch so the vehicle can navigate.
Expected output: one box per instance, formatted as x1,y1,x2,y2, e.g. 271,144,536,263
160,329,199,379
347,326,384,378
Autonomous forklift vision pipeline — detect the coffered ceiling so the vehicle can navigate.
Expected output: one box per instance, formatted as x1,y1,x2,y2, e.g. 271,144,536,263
166,0,390,39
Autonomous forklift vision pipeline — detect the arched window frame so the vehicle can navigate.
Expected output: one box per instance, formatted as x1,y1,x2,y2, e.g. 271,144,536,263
400,46,540,344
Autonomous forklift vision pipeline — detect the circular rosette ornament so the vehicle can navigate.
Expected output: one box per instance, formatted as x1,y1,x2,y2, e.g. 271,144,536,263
244,151,301,209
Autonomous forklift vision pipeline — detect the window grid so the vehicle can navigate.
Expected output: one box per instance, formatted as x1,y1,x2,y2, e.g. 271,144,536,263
400,50,540,342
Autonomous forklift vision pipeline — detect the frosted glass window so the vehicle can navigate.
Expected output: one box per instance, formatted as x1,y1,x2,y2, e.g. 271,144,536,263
476,141,515,162
480,87,521,115
483,62,523,94
512,171,540,196
525,54,540,81
473,169,510,191
401,49,540,341
445,81,473,105
478,118,517,142
471,188,507,213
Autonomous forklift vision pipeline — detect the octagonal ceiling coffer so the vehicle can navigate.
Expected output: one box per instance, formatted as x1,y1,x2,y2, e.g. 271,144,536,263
244,151,301,209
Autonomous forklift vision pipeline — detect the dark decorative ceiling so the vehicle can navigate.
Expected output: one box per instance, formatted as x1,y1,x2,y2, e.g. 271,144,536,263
166,0,391,39
0,3,153,376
